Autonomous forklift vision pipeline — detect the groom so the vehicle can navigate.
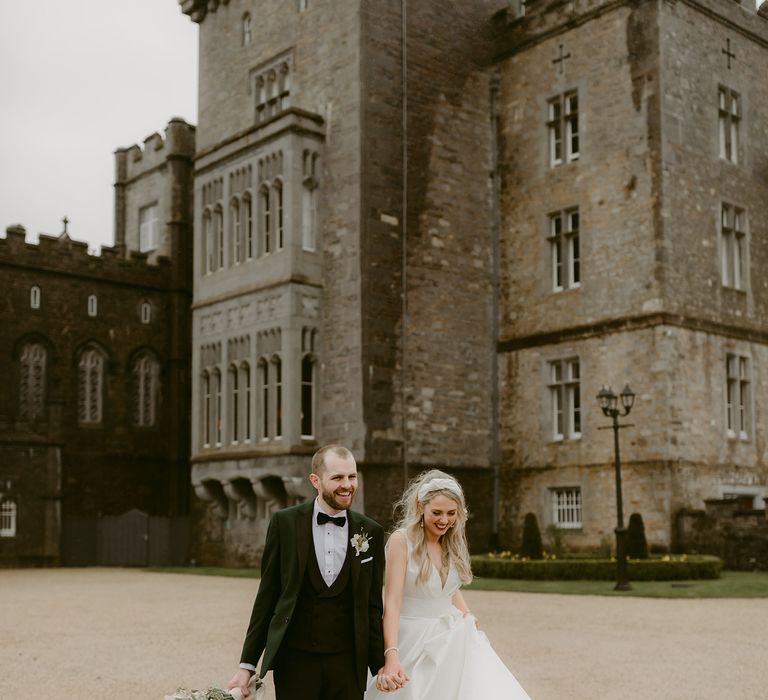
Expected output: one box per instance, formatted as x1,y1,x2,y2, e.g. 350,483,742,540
227,445,386,699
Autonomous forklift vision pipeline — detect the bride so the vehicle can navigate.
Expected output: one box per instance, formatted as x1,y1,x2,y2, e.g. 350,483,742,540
366,470,532,699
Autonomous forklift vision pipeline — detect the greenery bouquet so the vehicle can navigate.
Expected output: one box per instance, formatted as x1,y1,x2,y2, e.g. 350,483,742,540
165,674,264,700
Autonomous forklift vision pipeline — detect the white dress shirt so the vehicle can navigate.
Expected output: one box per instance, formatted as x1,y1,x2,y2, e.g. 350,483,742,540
312,498,349,587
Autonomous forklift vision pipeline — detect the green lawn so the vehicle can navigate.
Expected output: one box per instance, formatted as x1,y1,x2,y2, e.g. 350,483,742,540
465,571,768,598
145,567,768,598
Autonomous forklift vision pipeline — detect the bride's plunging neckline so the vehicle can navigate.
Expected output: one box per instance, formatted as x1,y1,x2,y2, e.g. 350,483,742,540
430,559,449,590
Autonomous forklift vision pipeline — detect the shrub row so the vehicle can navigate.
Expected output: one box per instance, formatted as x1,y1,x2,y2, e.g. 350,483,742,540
470,555,722,581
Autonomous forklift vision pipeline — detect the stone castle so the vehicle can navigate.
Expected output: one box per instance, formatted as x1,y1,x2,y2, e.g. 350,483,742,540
2,0,767,565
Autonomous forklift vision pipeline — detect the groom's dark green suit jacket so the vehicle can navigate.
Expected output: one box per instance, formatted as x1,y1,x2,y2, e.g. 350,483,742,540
240,499,385,691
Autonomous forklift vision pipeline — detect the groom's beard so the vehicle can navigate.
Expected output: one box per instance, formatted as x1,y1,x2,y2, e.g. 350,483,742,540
320,485,356,512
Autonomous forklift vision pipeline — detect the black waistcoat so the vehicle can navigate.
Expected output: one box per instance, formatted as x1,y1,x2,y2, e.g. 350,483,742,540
283,540,355,653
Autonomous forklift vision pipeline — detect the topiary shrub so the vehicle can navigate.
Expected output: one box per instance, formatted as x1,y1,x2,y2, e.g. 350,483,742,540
627,512,649,559
520,512,543,560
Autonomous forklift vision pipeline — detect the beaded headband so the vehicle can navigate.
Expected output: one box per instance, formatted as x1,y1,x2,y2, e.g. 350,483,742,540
417,477,462,503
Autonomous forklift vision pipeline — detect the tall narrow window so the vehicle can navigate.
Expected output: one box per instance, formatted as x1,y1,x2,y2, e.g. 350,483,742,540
78,348,104,424
203,209,214,273
301,355,315,438
30,286,41,309
229,364,239,443
213,368,222,445
139,203,160,252
19,343,46,421
261,185,272,254
243,193,253,260
548,91,579,166
140,301,151,324
552,488,582,528
721,204,746,290
242,13,252,46
133,354,158,427
242,362,252,442
273,355,282,438
274,181,284,250
214,205,224,269
0,501,16,538
718,87,740,164
87,294,98,317
549,208,580,291
549,358,581,440
231,198,242,265
302,152,318,251
259,358,269,439
726,353,750,439
202,371,211,447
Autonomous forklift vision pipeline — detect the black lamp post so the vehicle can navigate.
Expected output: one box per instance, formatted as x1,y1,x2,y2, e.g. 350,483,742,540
596,383,636,591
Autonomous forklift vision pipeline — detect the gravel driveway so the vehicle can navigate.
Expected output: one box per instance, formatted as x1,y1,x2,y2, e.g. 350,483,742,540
1,568,766,699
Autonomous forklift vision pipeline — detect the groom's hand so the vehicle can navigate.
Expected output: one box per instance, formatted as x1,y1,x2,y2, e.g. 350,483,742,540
227,668,253,697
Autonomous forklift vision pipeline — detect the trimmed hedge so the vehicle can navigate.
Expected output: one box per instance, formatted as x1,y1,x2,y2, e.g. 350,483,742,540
471,555,722,581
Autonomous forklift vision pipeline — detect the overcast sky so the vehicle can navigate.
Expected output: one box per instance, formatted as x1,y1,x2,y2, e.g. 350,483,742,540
0,0,198,251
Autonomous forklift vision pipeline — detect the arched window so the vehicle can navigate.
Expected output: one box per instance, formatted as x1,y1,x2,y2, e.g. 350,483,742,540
202,370,211,447
203,208,213,273
243,193,253,260
229,364,239,443
87,294,98,317
258,358,269,439
273,180,284,250
230,198,242,265
140,301,151,324
19,342,46,421
78,348,104,424
272,355,282,438
260,185,271,254
133,353,159,427
302,179,317,252
30,285,41,309
242,13,252,46
0,501,16,538
213,368,222,445
214,205,224,269
301,354,316,438
241,361,252,442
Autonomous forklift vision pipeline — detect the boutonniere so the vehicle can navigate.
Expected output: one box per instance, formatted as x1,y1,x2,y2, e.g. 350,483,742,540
350,528,371,557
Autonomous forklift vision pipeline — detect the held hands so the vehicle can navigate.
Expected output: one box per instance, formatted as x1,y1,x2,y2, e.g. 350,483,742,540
376,650,409,693
226,668,253,698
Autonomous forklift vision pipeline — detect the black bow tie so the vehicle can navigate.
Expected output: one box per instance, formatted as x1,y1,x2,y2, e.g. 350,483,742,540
317,512,346,527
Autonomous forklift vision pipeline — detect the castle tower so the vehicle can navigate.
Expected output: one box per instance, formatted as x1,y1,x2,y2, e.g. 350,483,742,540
180,0,501,563
493,0,768,549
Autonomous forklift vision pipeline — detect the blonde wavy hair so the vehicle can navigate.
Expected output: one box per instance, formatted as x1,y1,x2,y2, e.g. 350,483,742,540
392,469,473,585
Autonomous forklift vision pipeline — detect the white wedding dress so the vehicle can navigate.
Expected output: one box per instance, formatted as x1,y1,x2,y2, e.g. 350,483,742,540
365,535,532,699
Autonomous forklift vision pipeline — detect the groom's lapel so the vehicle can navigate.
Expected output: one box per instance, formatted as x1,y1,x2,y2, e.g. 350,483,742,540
295,499,313,579
347,509,362,592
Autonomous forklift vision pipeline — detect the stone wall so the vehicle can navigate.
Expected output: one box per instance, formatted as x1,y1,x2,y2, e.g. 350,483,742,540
676,498,768,570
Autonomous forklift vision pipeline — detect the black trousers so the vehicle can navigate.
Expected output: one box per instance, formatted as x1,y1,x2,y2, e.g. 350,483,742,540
273,647,363,700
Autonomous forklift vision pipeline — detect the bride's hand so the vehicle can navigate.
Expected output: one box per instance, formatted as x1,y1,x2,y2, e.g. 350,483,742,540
376,657,409,692
463,610,480,629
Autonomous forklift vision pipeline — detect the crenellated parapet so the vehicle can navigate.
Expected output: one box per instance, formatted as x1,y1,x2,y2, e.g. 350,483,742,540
179,0,230,24
0,225,174,289
493,0,768,58
115,117,196,185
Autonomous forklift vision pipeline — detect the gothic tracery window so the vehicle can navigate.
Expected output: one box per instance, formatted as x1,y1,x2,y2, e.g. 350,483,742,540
19,342,46,421
78,348,105,424
133,353,159,427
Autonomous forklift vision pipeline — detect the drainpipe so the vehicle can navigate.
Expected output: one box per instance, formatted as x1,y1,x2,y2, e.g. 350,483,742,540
489,71,501,551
